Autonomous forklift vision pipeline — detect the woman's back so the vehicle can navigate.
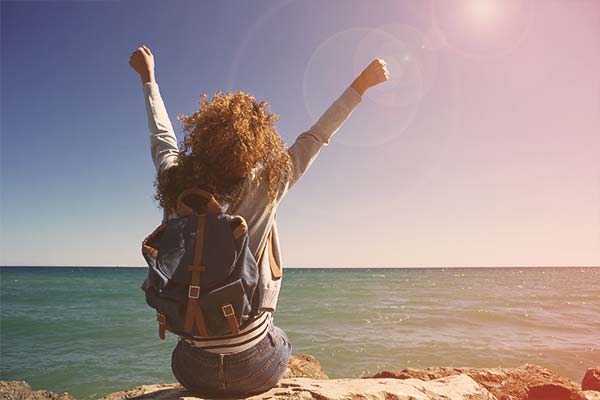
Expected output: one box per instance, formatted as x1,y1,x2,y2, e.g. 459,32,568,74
130,43,388,397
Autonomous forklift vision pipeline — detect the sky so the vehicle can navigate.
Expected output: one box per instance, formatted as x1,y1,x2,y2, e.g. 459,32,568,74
1,0,599,267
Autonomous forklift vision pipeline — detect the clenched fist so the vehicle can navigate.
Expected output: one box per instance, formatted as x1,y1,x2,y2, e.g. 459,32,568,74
351,59,390,96
129,45,155,84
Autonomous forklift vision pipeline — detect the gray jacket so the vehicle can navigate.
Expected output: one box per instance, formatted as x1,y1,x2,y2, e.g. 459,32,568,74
142,82,362,312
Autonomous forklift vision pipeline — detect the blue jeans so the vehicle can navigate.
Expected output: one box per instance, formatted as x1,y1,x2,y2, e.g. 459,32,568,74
171,325,292,397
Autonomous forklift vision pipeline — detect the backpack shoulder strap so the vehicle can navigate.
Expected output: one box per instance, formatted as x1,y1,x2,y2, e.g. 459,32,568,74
176,188,222,216
256,226,281,278
183,215,209,337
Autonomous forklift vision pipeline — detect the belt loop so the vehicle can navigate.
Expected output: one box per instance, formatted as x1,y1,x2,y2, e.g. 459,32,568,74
268,330,276,347
218,353,225,381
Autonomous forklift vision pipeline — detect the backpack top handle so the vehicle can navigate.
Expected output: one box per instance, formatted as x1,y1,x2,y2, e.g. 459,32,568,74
176,188,222,217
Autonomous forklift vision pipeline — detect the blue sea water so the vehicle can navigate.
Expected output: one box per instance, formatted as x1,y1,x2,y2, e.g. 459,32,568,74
1,266,599,399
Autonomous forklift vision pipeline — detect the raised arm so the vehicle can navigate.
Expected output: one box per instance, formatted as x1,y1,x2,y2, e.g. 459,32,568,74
129,45,179,173
286,58,389,189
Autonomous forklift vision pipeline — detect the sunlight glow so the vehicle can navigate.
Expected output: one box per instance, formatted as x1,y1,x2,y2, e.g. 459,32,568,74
433,0,531,57
466,0,501,29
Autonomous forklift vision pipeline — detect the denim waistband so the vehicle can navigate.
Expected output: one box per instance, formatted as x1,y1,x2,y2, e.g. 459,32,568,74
178,323,276,362
171,324,291,397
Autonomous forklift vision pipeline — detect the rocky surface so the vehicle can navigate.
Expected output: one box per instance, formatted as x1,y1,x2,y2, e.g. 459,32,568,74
101,375,495,400
0,380,76,400
101,383,182,400
582,391,600,400
2,356,598,400
365,363,585,400
583,368,600,392
283,354,329,379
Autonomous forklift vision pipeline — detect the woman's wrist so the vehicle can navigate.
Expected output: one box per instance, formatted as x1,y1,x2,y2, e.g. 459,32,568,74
350,75,368,96
140,70,156,85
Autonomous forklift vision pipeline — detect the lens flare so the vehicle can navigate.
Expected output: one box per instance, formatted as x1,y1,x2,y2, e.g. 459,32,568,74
466,0,501,29
226,0,295,91
353,24,440,107
432,0,531,58
303,25,441,147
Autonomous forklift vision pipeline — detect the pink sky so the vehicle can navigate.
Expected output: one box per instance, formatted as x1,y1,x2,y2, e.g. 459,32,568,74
1,0,598,267
279,0,600,267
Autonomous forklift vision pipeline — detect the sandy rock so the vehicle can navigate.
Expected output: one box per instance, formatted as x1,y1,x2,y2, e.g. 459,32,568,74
365,364,581,400
283,354,329,379
527,383,587,400
582,368,600,391
8,359,596,400
0,381,76,400
101,375,496,400
583,391,600,400
101,383,183,400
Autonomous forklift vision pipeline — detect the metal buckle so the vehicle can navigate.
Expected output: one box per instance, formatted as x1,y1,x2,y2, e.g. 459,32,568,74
188,285,200,299
221,304,235,317
157,312,167,324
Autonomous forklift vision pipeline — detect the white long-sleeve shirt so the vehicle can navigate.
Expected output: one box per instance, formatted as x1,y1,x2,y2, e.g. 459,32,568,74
142,82,361,351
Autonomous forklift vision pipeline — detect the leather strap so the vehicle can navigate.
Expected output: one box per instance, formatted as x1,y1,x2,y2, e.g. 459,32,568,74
221,303,240,334
256,227,270,266
255,226,281,278
183,215,209,336
176,188,222,217
157,312,168,340
266,229,282,278
230,216,248,240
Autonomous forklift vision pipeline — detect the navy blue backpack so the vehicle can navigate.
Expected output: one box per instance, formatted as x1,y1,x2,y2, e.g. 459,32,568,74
141,188,260,339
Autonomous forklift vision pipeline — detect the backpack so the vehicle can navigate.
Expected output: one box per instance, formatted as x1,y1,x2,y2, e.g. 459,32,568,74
140,188,261,340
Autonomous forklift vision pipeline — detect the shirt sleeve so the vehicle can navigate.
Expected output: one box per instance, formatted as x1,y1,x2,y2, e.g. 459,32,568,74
286,85,362,190
142,82,179,173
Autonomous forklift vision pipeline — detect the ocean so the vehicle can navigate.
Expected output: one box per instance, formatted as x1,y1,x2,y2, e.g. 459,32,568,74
1,267,598,399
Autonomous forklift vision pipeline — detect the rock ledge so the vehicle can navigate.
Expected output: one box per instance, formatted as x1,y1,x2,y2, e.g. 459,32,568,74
2,356,598,400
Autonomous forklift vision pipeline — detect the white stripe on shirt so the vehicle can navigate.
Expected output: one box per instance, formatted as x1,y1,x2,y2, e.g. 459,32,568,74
181,311,272,354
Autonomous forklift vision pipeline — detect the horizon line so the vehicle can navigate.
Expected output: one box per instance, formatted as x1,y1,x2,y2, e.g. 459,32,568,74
1,265,599,269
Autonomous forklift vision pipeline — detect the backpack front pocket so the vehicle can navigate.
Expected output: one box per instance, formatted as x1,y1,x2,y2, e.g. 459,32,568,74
198,278,249,336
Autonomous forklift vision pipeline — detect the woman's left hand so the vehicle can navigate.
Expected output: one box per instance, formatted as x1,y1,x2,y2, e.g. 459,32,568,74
351,59,390,95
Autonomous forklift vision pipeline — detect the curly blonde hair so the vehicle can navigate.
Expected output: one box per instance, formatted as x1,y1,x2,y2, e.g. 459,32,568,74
155,91,294,213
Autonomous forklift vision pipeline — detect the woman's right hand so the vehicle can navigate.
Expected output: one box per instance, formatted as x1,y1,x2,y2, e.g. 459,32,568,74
129,45,155,84
351,58,390,96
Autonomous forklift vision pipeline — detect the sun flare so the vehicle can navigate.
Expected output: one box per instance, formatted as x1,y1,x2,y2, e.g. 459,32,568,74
465,0,501,29
433,0,531,57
